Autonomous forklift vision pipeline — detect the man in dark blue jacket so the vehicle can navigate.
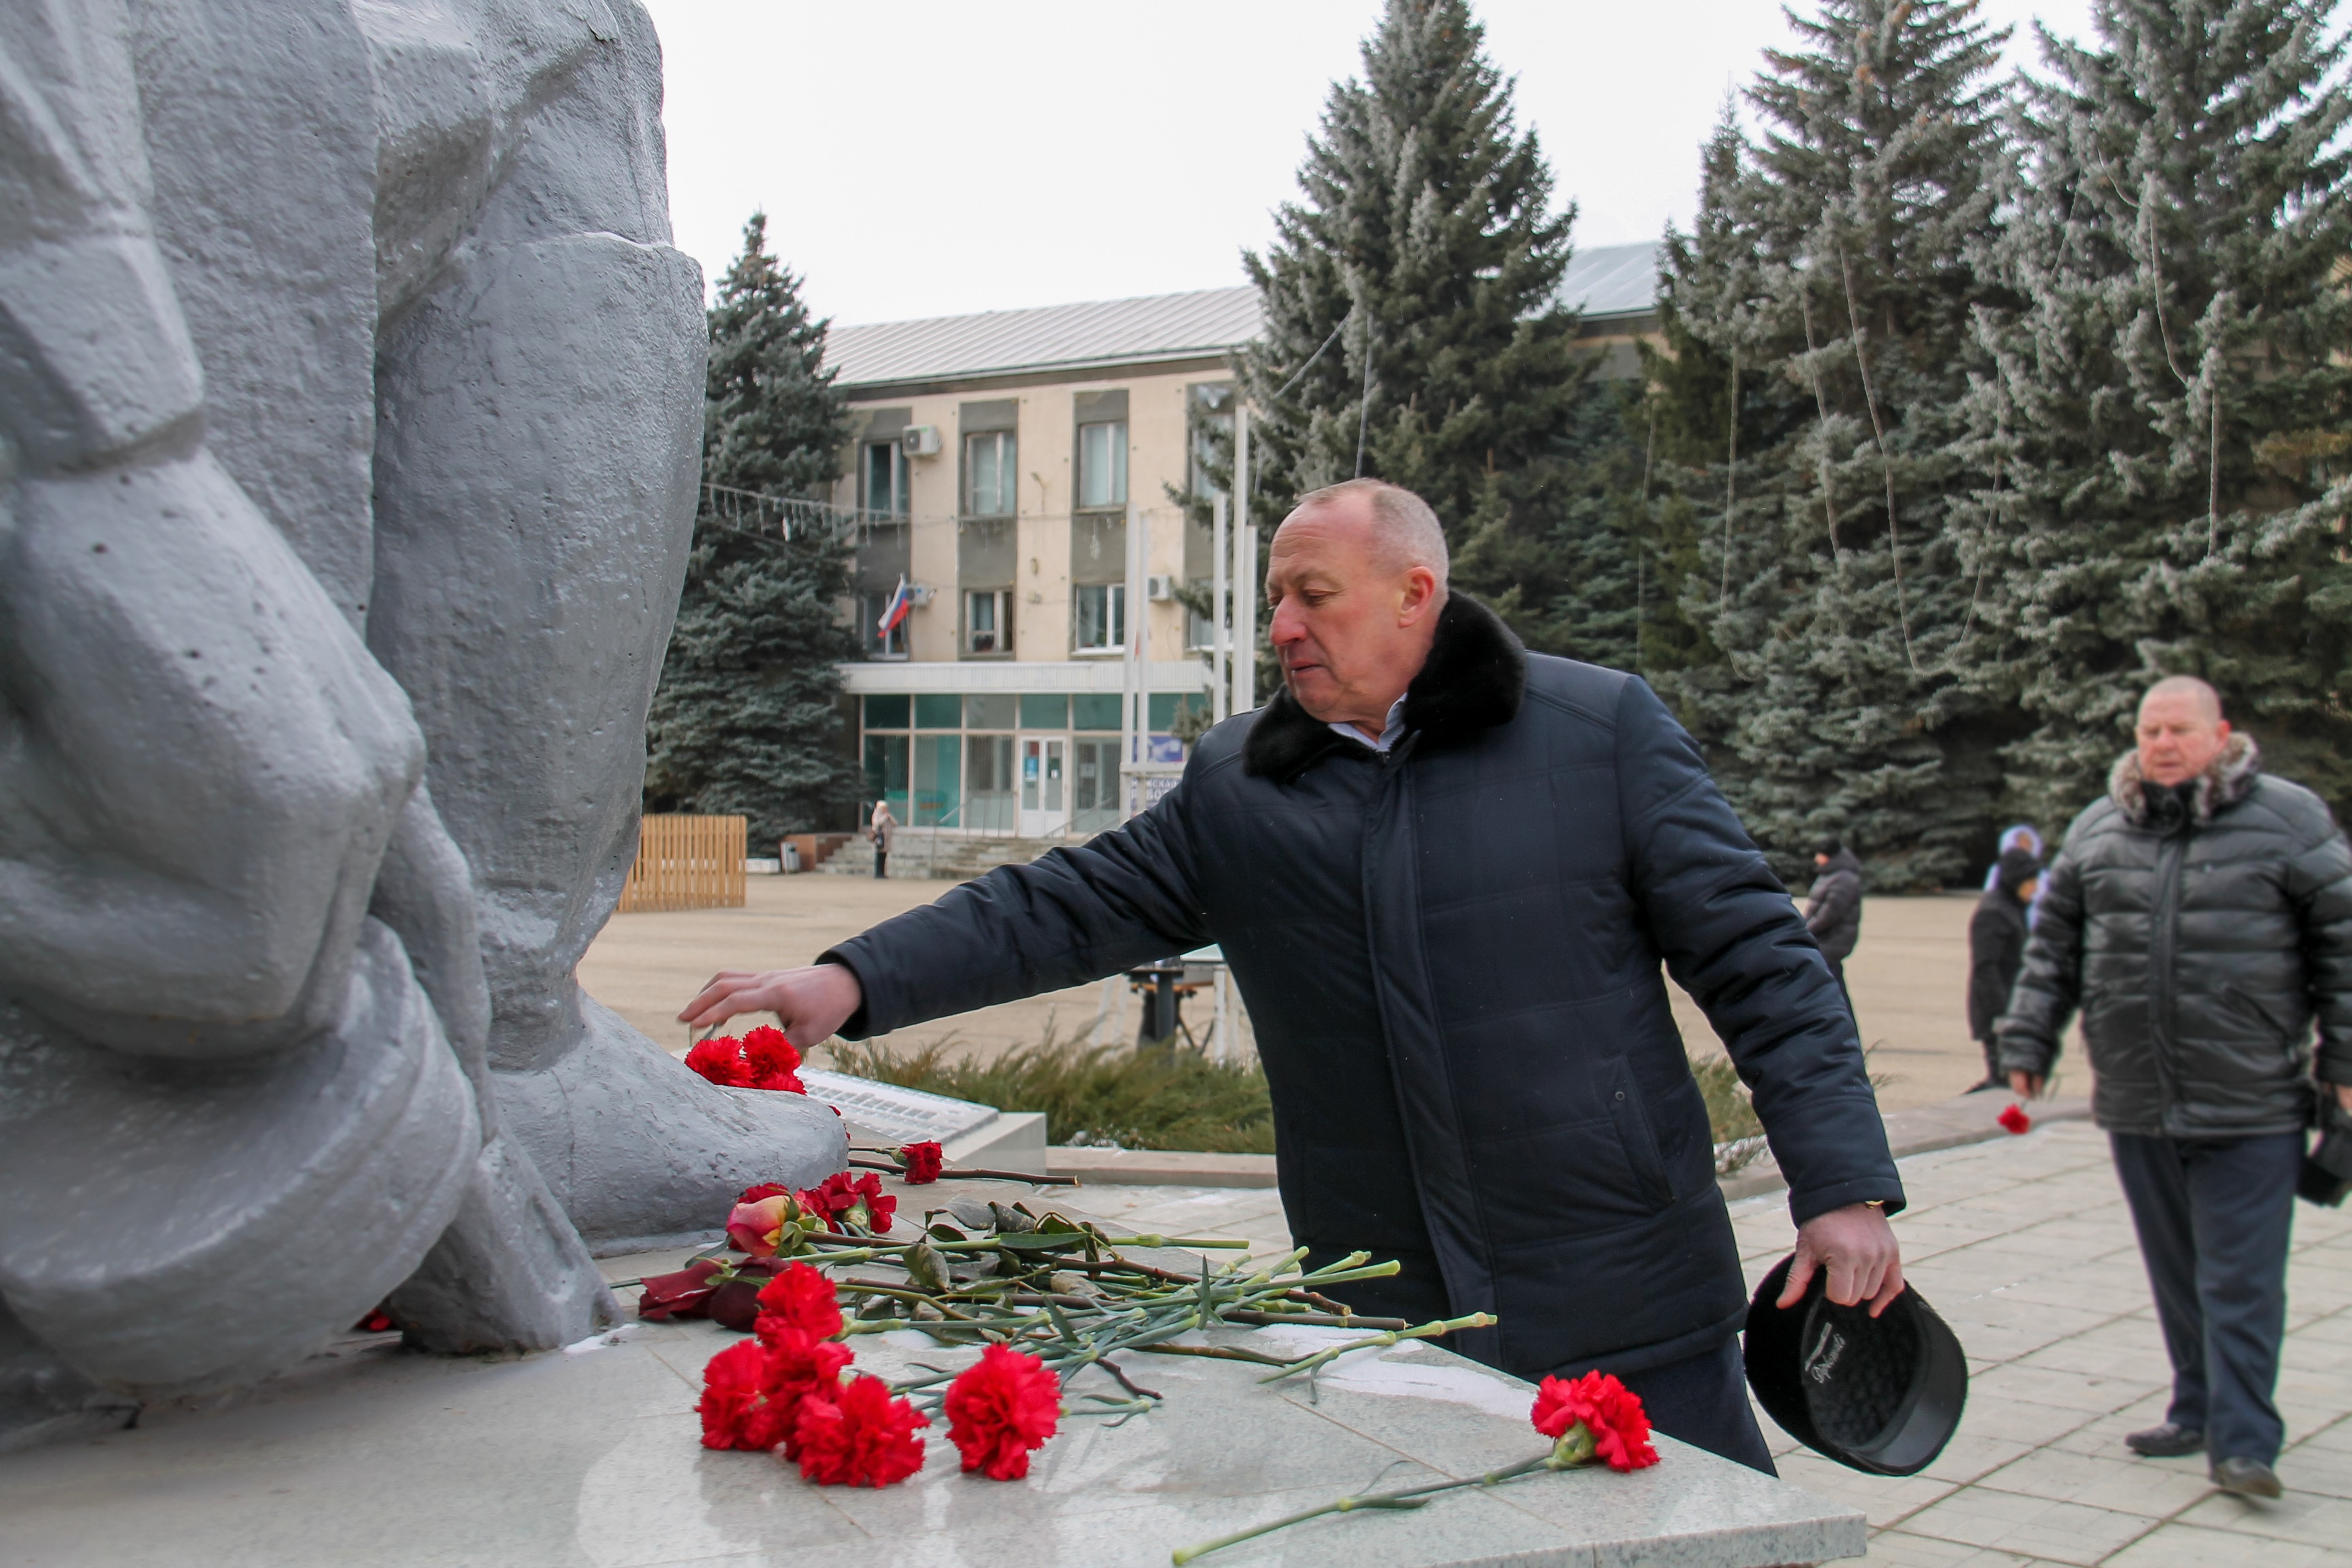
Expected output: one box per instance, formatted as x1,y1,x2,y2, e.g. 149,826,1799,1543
684,478,1905,1473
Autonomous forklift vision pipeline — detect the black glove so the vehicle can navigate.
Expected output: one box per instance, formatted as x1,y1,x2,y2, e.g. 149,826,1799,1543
2298,1095,2352,1207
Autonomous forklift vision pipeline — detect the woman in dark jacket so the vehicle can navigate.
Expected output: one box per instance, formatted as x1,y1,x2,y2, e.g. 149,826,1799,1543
1966,847,2041,1090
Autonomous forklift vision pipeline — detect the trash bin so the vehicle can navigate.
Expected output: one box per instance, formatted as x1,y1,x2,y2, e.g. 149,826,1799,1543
781,840,802,873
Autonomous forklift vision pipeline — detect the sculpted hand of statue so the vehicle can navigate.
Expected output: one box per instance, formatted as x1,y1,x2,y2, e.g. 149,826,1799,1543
0,449,426,1057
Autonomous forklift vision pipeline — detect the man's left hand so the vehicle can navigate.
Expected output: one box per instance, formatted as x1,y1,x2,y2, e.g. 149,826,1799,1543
2335,1082,2352,1114
1777,1201,1904,1317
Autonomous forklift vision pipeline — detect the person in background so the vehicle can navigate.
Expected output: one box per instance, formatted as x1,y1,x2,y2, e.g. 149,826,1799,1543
1967,847,2041,1091
1999,676,2352,1500
868,799,896,880
1984,824,2047,927
1804,837,1864,1005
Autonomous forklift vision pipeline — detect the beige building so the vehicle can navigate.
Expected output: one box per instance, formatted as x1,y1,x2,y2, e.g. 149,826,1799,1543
820,241,1658,841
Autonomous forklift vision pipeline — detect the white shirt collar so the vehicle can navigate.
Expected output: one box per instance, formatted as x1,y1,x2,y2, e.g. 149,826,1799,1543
1330,694,1409,754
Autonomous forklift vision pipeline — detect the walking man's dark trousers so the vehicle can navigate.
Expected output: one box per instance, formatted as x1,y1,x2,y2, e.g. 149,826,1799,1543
2110,1133,2303,1464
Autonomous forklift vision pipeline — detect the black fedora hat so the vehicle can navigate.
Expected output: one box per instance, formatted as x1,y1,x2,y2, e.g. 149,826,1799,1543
1743,1254,1968,1476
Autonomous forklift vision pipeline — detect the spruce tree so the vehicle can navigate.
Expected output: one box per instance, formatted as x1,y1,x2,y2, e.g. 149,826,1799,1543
1649,2,2013,889
1235,0,1588,584
645,213,860,850
1963,0,2352,827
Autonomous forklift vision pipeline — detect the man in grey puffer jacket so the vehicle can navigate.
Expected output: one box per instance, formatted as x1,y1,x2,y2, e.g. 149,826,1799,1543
1999,677,2352,1499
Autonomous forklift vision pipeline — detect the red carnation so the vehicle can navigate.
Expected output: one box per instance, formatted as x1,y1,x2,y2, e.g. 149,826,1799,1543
1531,1370,1658,1472
808,1171,896,1234
943,1343,1061,1480
739,1181,792,1204
900,1141,945,1184
696,1332,852,1452
638,1258,724,1321
685,1035,749,1088
791,1373,928,1487
754,1260,844,1341
1999,1103,2032,1135
741,1025,806,1093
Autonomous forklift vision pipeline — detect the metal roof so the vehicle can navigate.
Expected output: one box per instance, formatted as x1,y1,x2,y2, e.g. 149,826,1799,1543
823,246,1659,393
1559,240,1660,322
827,286,1263,393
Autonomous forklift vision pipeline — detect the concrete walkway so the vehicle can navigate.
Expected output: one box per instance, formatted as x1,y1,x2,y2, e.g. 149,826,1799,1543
1069,1122,2352,1566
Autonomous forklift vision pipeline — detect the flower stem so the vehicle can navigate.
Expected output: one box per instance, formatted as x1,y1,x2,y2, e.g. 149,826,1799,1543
1170,1447,1580,1564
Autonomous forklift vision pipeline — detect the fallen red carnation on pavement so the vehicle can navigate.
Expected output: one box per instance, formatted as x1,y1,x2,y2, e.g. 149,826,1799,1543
900,1141,944,1184
637,1259,725,1321
754,1260,844,1341
805,1170,896,1234
1999,1103,2032,1135
1531,1370,1658,1472
697,1331,854,1453
792,1373,928,1486
944,1343,1061,1480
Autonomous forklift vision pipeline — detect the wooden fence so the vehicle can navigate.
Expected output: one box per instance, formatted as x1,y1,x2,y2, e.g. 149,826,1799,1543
619,814,746,913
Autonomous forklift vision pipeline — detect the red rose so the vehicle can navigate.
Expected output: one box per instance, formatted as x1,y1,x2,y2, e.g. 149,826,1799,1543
1999,1103,2031,1135
696,1331,852,1452
352,1307,396,1333
727,1193,804,1257
791,1373,928,1487
741,1025,805,1093
900,1141,945,1184
1531,1370,1658,1472
943,1343,1061,1480
685,1036,749,1087
807,1171,896,1234
754,1260,844,1341
637,1258,724,1321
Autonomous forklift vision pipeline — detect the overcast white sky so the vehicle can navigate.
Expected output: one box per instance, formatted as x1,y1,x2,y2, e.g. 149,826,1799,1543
641,0,2100,328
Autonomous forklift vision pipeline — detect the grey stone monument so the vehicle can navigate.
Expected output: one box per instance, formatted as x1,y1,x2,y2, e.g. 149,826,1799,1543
0,0,841,1450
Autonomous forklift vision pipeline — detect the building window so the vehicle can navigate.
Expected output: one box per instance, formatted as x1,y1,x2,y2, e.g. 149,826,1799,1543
1076,421,1127,510
966,589,1012,655
863,441,908,516
860,590,909,658
1074,582,1125,652
1188,383,1232,498
965,733,1015,832
966,431,1016,516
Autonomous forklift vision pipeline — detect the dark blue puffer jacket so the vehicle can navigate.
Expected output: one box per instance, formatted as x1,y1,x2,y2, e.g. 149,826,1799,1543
828,594,1901,1378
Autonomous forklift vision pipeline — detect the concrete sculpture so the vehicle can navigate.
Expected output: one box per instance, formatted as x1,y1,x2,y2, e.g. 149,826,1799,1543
0,0,841,1449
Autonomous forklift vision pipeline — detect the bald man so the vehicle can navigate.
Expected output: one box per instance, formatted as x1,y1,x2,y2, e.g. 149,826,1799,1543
2000,677,2352,1498
685,478,1904,1473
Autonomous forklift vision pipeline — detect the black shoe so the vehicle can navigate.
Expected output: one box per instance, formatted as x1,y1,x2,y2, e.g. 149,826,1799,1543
2125,1423,2206,1457
2211,1456,2284,1499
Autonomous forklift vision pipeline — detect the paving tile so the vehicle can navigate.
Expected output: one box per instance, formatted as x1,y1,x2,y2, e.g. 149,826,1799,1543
1897,1486,2162,1565
1914,1433,2037,1488
1857,1529,2059,1565
2274,1438,2352,1501
1967,1363,2168,1417
1771,1450,1958,1528
2171,1487,2352,1548
2101,1521,2350,1568
1972,1447,2214,1516
1943,1395,2104,1450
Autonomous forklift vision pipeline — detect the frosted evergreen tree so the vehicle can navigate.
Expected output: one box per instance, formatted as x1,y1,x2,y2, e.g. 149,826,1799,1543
1650,2,2012,888
1963,0,2352,826
645,213,860,848
1235,0,1591,602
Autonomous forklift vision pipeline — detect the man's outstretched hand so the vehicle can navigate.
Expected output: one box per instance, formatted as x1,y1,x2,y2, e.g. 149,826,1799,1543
679,962,864,1043
1777,1200,1904,1317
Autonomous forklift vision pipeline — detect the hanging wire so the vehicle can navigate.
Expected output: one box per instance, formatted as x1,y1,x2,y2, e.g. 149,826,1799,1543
1353,311,1375,478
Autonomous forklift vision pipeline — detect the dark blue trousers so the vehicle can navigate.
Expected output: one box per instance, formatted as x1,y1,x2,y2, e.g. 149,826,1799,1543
2110,1131,2303,1466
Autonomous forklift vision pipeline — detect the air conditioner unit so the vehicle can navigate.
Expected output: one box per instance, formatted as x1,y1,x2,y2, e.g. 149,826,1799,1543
900,424,941,458
1146,574,1177,602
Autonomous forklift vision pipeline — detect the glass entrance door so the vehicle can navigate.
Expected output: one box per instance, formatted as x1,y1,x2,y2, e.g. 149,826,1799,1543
1018,737,1068,837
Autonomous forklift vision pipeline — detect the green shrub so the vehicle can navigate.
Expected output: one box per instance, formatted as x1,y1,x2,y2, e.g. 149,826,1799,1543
829,1036,1277,1155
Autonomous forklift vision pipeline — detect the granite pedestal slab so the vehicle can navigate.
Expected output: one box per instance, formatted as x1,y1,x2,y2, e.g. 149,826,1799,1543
0,1253,1864,1568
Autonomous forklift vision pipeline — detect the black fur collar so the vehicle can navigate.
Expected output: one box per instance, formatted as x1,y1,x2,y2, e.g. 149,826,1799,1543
1242,591,1527,782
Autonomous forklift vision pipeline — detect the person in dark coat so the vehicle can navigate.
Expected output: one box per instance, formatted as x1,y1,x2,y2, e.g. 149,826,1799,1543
1999,676,2352,1499
1966,847,2041,1091
1804,839,1864,994
684,479,1906,1474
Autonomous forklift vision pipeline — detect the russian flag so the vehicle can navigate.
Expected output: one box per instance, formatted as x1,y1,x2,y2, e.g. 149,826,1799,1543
876,575,911,639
